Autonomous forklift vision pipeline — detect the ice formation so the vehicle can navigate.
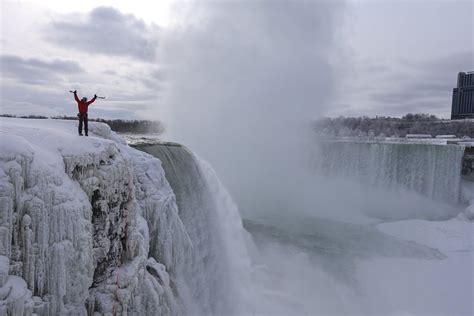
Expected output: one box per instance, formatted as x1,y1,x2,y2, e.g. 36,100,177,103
0,118,250,315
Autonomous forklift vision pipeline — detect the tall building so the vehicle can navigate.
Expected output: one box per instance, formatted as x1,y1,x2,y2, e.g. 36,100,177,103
451,71,474,119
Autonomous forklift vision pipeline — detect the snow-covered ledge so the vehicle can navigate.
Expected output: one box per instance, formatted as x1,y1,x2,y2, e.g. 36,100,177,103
0,118,186,315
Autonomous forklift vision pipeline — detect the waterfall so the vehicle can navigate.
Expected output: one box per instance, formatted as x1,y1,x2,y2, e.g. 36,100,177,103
314,141,465,204
135,143,251,315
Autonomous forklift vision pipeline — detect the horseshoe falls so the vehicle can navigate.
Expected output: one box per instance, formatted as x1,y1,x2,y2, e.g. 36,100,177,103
314,141,465,204
305,141,469,222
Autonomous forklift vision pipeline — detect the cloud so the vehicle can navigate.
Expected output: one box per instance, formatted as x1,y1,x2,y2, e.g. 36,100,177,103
403,51,474,74
333,51,474,118
0,55,83,85
0,82,72,115
0,7,163,118
45,7,158,61
0,82,143,119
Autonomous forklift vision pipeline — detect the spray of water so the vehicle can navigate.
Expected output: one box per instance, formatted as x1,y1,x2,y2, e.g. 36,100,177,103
157,0,345,217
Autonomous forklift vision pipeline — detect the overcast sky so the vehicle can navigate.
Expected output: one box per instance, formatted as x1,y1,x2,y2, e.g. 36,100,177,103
0,0,473,119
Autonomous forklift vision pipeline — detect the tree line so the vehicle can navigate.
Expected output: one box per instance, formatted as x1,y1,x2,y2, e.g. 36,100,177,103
314,113,474,138
0,114,164,134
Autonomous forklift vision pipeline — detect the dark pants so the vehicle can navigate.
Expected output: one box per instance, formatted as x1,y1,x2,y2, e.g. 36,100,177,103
78,113,88,135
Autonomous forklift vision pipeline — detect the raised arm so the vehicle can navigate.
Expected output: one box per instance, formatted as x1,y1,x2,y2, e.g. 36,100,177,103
86,94,97,106
74,91,80,103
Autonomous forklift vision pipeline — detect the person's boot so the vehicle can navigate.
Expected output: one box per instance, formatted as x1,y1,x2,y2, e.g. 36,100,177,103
85,133,88,137
79,133,83,136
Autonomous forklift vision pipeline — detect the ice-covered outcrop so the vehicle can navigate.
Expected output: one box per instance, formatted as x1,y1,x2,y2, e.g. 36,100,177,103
0,117,253,315
0,118,187,315
0,132,95,315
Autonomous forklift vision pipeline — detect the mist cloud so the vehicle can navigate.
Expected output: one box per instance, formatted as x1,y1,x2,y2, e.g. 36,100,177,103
158,0,346,214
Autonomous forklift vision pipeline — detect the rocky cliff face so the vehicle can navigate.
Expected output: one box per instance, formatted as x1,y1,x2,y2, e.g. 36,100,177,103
461,146,474,181
0,119,187,315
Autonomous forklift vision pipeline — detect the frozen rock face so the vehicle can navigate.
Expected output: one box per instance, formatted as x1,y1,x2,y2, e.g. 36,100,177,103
461,146,474,181
0,119,183,315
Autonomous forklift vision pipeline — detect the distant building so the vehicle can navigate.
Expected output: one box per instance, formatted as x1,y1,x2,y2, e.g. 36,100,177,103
451,71,474,119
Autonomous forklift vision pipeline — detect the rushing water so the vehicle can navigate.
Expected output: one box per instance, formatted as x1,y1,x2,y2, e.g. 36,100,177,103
135,140,470,315
136,143,252,315
314,141,465,204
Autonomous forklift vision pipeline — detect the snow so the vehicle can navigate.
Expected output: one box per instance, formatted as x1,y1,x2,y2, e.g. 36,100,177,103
405,134,432,138
461,141,474,147
355,218,474,316
378,218,472,254
321,136,471,146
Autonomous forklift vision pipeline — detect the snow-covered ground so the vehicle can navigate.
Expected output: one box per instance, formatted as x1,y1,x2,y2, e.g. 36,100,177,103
319,136,473,146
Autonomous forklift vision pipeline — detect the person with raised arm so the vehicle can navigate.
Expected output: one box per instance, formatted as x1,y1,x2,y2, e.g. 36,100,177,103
72,90,97,136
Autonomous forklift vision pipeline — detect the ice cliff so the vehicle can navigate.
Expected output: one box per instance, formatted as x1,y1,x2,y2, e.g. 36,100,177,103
0,118,249,315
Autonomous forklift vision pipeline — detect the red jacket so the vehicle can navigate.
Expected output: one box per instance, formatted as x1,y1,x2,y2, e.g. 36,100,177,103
74,92,97,114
